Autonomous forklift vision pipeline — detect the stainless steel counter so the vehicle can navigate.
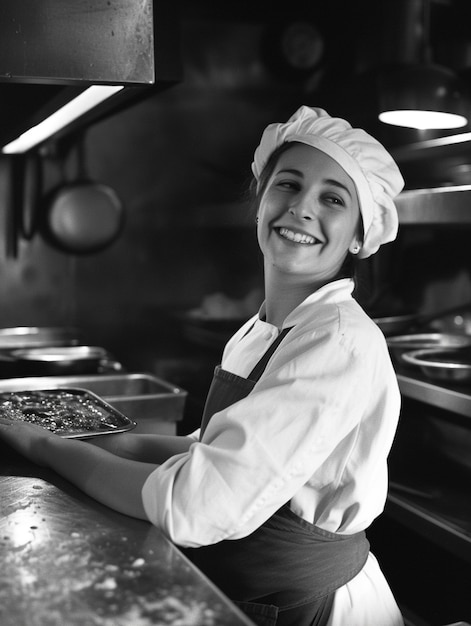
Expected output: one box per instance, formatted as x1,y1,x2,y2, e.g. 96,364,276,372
0,443,254,626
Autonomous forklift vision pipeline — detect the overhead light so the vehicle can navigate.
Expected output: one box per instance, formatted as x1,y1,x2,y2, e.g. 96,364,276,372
376,0,470,131
2,85,124,154
378,64,469,130
379,110,467,130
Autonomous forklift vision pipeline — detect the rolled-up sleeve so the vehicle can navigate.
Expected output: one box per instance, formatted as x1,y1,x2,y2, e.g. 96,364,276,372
142,309,400,547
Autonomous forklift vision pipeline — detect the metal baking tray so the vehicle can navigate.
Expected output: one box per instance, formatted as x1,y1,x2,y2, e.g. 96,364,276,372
0,387,136,438
0,373,187,425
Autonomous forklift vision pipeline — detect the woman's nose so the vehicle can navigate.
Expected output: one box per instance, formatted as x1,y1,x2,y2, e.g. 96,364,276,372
288,201,316,221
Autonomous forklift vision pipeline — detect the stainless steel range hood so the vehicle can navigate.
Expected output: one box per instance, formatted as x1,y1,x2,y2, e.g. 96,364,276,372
0,0,181,153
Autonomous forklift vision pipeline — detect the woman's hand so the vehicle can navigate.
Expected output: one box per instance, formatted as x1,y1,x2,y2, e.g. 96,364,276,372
0,417,156,519
0,418,58,467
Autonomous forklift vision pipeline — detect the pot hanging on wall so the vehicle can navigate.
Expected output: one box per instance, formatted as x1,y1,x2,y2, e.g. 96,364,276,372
41,136,125,254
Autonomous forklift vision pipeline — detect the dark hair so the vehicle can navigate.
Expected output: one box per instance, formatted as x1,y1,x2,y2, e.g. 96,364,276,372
248,142,363,281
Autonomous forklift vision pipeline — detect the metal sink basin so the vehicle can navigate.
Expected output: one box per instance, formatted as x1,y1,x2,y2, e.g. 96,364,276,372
0,373,187,434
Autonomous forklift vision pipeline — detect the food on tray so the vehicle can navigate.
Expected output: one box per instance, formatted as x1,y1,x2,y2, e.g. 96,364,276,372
0,388,135,438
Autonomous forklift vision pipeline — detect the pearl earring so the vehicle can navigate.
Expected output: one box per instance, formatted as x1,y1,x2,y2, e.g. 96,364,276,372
352,244,360,255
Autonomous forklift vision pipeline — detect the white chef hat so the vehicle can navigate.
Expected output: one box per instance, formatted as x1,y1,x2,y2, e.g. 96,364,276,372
252,106,404,258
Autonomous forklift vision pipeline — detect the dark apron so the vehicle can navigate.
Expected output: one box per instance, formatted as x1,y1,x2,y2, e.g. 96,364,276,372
184,327,369,626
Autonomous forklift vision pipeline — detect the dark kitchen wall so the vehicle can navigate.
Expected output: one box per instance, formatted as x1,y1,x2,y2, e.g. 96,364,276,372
78,15,312,363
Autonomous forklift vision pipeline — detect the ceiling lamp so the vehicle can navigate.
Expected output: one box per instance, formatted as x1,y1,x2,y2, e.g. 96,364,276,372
378,64,469,130
378,0,470,130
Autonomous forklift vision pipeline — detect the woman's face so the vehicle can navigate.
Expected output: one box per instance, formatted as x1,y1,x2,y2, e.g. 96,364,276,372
257,143,362,286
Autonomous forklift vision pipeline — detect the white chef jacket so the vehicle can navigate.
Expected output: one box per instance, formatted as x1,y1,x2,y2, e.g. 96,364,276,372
142,278,404,626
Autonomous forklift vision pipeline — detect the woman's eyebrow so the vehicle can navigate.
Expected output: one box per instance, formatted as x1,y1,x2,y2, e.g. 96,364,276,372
276,168,303,176
323,178,353,198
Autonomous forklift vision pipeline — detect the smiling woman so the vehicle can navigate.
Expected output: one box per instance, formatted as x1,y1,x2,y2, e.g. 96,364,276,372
254,144,362,314
0,106,405,626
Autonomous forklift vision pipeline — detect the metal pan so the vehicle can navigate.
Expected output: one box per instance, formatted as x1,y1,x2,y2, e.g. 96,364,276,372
402,347,471,383
9,346,121,376
373,301,471,337
373,314,419,336
0,326,80,349
43,180,124,254
40,136,124,255
0,387,136,438
386,333,471,366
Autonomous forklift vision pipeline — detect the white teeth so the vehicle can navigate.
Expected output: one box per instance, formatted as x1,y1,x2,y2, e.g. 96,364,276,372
278,227,316,245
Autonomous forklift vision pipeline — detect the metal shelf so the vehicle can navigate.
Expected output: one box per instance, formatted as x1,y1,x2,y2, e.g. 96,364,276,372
386,492,471,563
395,187,471,225
397,373,471,419
393,373,471,561
391,131,471,193
391,132,471,164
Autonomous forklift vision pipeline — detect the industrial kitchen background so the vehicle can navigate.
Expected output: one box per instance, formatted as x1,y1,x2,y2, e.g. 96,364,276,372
0,0,470,369
1,1,471,624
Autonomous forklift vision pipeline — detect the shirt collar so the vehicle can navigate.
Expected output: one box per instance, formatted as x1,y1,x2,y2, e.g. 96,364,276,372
258,278,355,330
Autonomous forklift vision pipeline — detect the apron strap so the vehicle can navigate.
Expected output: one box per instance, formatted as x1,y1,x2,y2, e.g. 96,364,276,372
199,326,293,438
247,327,293,382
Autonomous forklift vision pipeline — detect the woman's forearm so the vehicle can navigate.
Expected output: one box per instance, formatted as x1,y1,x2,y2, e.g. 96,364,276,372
44,436,158,519
89,432,195,463
0,419,194,520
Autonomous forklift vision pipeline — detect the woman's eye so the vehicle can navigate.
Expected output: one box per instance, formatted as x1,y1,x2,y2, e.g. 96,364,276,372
276,180,300,190
324,194,345,207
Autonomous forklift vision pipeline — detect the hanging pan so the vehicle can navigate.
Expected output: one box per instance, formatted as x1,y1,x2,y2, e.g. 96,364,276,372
20,151,43,241
41,137,124,254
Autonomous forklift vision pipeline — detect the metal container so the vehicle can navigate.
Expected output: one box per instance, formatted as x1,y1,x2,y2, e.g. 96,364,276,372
0,373,187,434
0,326,80,349
373,314,419,336
402,347,471,383
9,346,121,376
373,302,471,337
386,333,471,367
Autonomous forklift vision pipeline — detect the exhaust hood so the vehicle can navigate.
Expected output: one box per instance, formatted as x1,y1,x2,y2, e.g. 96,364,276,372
0,0,181,153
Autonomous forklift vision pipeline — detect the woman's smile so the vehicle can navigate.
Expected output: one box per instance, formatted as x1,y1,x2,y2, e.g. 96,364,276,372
276,227,319,245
